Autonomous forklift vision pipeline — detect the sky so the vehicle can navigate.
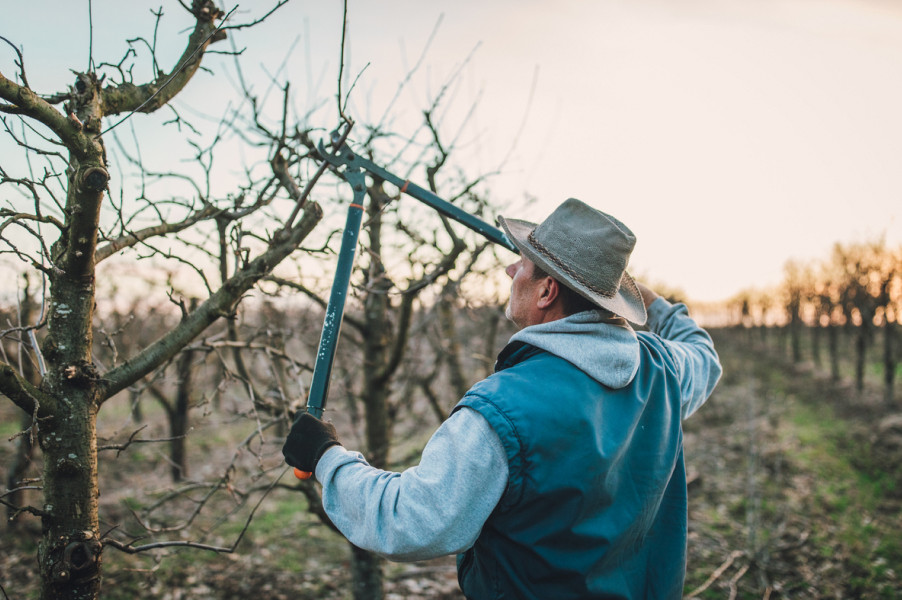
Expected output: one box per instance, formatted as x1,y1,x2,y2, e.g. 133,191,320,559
3,0,902,303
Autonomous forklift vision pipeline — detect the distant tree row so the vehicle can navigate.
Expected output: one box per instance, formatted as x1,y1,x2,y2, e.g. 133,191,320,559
727,239,901,403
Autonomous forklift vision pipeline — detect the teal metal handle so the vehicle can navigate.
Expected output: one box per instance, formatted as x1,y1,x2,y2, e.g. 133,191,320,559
316,140,519,254
294,136,518,447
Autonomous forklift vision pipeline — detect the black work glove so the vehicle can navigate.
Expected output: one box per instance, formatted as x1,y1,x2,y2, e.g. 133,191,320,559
282,413,341,473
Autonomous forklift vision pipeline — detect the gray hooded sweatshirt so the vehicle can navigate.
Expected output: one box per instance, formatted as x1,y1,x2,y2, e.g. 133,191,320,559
313,298,721,561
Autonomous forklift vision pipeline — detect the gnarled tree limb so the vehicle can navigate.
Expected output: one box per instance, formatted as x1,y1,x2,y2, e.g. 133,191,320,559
100,1,227,117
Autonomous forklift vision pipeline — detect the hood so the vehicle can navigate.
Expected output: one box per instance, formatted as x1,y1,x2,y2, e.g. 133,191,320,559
508,310,640,389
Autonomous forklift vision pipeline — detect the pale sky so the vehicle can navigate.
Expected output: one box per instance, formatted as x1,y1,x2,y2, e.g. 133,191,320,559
4,0,902,303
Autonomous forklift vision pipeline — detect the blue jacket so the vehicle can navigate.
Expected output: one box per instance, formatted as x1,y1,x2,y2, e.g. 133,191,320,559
314,300,720,596
454,332,692,599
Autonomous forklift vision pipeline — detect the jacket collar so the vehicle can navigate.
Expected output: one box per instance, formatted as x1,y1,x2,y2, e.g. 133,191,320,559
494,341,544,373
500,310,641,389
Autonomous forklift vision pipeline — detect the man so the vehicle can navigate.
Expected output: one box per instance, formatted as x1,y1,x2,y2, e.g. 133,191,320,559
283,198,722,599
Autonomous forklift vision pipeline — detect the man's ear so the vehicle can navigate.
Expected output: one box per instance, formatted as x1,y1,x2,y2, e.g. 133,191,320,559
536,276,560,310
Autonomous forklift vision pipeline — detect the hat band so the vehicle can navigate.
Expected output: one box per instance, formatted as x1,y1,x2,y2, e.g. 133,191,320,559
527,230,617,299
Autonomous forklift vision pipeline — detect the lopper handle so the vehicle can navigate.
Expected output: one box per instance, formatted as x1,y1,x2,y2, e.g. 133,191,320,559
289,198,364,483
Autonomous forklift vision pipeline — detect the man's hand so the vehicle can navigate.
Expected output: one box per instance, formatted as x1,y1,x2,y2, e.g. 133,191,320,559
634,281,660,309
282,413,341,473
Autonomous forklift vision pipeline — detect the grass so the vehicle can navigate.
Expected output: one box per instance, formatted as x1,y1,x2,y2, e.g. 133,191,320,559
684,329,902,598
773,377,902,596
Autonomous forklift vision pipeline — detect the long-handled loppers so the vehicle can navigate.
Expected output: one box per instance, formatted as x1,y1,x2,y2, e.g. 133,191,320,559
292,130,517,479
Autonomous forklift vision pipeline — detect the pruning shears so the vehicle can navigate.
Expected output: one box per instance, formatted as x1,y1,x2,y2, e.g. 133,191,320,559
291,130,518,479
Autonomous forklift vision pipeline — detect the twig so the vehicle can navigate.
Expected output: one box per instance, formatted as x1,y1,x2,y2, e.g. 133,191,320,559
686,550,744,598
282,120,354,228
0,493,48,519
220,0,291,31
337,0,350,121
1,485,42,499
87,0,95,72
728,563,750,600
0,34,29,88
96,425,191,458
96,5,238,139
104,466,286,555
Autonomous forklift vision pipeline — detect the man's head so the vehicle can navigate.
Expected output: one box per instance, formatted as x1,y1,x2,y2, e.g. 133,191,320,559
504,258,600,329
499,198,647,328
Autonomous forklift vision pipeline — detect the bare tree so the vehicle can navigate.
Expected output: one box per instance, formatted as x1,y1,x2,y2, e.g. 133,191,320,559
781,260,805,363
0,3,333,598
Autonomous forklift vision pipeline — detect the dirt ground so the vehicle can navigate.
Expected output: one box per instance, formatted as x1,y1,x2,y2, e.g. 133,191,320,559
3,328,901,599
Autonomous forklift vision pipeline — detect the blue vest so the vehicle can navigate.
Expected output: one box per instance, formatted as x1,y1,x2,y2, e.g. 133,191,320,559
453,338,687,599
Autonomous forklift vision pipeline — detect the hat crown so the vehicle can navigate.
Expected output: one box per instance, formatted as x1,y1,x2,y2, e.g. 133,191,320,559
498,198,647,325
529,199,636,298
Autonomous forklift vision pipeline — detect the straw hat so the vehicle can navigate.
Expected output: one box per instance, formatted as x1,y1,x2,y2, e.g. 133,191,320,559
498,198,647,325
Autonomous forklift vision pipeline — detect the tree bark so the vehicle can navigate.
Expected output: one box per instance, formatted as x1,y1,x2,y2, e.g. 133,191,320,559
34,67,108,599
350,184,394,600
350,545,385,600
438,285,469,399
171,339,196,482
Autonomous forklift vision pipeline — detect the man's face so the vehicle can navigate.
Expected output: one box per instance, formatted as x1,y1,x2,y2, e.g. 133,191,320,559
504,257,542,329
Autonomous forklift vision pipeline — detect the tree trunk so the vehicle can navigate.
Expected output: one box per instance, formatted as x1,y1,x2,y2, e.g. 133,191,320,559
438,286,469,398
350,545,385,600
352,187,393,599
130,388,144,423
481,308,502,378
39,270,104,599
855,324,868,393
828,325,841,381
37,72,109,599
790,320,802,364
811,324,822,368
884,321,896,405
38,236,106,600
170,342,195,482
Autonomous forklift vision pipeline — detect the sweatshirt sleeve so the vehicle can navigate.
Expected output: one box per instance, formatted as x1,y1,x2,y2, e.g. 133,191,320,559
645,297,722,419
314,406,508,562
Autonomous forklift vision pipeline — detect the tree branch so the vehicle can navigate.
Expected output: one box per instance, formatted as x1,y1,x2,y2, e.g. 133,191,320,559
94,204,218,263
103,465,283,555
0,72,92,159
100,1,230,118
100,203,323,401
265,275,365,334
0,359,53,416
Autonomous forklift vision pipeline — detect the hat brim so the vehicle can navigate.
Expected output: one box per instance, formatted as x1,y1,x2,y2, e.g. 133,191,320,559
499,216,648,325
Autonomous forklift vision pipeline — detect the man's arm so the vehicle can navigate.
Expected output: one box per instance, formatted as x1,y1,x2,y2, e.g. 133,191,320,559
314,407,508,561
636,282,722,418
